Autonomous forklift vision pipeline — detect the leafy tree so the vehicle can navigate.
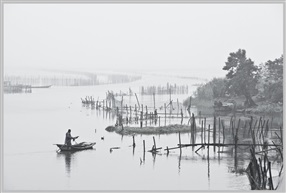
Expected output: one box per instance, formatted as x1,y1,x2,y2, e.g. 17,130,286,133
263,55,283,103
193,77,227,101
223,49,259,107
209,78,227,98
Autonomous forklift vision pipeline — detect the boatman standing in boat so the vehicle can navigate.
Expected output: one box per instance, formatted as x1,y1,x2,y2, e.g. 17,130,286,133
65,129,79,146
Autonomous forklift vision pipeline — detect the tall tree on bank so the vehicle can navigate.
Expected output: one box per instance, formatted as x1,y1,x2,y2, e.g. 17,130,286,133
223,49,259,107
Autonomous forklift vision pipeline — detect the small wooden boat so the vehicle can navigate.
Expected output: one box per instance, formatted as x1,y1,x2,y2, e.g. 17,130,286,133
55,142,96,151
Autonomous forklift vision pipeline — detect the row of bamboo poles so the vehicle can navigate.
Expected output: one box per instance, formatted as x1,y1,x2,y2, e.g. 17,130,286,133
82,90,283,190
139,83,189,95
125,114,283,190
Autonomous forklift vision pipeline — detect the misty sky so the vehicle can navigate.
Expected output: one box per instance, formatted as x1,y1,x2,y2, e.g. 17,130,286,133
3,3,283,78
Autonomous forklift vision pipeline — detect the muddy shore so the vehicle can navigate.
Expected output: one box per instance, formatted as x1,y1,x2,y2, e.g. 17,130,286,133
106,124,192,135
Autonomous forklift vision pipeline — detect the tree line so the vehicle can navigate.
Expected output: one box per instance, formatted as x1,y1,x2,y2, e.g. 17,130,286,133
193,49,283,107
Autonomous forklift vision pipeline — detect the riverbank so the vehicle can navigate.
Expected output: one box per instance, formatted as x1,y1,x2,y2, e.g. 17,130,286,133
190,96,283,114
106,124,192,135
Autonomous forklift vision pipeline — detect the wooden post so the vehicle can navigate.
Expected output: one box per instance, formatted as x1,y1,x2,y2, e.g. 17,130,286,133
180,109,183,125
135,104,137,120
234,119,240,171
218,117,221,146
268,161,274,190
164,103,166,118
191,113,195,144
256,117,262,137
153,136,156,150
153,93,156,110
145,105,148,119
201,120,204,144
159,116,160,127
204,117,206,144
140,111,143,128
213,116,216,152
208,124,210,150
177,98,179,117
121,96,123,113
248,116,253,137
135,93,140,110
222,120,225,144
132,135,136,147
164,103,166,126
143,140,146,161
179,132,182,154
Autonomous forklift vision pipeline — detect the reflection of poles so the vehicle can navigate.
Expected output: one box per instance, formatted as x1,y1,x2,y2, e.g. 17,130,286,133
152,152,156,167
178,150,182,174
143,140,145,162
207,148,210,179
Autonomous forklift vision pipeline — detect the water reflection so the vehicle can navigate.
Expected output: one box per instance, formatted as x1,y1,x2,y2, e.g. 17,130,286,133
178,152,181,175
56,151,76,177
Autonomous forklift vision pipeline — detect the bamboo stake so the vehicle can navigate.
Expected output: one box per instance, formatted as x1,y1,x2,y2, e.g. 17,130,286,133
179,132,182,154
135,93,140,110
153,136,156,150
204,117,206,144
222,119,225,144
201,120,204,144
218,117,221,146
268,162,274,190
132,135,136,147
153,93,156,110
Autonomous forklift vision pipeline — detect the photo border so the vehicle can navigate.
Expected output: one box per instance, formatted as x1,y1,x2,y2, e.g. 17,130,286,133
0,1,285,193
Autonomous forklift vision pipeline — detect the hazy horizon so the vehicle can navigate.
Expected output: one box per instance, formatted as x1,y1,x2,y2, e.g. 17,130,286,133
4,4,283,79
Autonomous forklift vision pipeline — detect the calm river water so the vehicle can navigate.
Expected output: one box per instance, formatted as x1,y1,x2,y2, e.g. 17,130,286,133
4,74,255,191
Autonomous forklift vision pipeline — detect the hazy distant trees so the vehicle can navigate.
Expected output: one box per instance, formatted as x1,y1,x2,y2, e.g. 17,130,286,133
222,49,259,107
